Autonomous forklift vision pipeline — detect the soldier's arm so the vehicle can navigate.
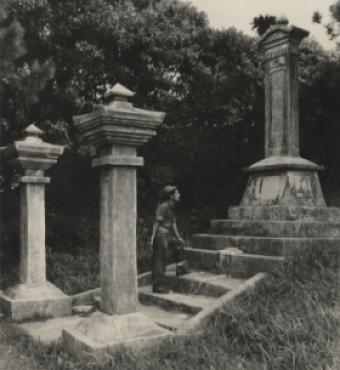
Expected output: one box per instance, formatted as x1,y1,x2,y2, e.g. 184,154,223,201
172,222,184,245
149,221,160,246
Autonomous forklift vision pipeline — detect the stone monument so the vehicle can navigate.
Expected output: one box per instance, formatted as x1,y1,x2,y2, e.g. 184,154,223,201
62,83,171,359
189,20,340,278
0,125,71,321
241,19,326,208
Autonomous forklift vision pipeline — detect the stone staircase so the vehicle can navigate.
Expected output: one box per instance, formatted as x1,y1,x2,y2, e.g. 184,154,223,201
20,204,340,346
138,270,246,331
187,206,340,268
19,265,260,344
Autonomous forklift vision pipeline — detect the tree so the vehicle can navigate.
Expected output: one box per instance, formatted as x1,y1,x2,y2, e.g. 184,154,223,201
313,1,340,44
251,14,277,36
0,0,55,145
7,0,262,213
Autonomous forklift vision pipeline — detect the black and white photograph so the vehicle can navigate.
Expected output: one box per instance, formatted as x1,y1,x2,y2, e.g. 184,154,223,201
1,0,340,369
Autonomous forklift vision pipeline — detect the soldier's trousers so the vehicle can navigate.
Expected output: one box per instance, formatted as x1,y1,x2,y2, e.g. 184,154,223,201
152,228,184,286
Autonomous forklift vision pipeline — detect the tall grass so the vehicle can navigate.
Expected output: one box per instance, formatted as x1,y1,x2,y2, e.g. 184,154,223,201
1,244,339,370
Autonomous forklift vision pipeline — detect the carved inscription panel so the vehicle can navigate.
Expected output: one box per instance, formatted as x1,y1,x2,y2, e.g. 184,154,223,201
270,70,285,154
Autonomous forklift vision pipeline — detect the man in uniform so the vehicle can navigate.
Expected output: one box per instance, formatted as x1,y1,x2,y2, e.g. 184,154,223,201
149,185,189,293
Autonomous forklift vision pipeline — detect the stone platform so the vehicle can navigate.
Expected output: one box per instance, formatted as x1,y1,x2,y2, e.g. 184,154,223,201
19,266,264,350
62,312,172,360
185,212,340,283
0,282,72,321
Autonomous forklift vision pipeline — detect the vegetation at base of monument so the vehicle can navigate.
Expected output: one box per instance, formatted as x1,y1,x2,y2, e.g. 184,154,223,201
0,246,339,370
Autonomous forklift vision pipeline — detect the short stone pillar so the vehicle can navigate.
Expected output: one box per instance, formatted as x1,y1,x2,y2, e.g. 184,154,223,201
62,83,170,359
240,20,326,207
0,125,71,321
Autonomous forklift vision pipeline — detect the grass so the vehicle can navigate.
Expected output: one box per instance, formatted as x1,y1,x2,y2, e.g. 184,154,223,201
0,245,339,370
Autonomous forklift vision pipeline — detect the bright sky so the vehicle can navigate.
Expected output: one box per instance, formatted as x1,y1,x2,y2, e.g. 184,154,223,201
188,0,337,50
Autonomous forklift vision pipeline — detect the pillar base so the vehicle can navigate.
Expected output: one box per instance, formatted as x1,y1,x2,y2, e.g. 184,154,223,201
241,156,326,207
0,281,72,321
62,311,172,360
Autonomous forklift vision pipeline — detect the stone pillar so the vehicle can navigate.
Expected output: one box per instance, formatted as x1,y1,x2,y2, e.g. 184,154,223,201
0,125,71,321
62,83,170,359
240,20,326,207
96,145,142,315
19,169,49,285
262,20,308,158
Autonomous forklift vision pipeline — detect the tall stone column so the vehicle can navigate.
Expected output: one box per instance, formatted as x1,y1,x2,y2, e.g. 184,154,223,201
0,125,71,321
96,144,142,315
240,19,326,207
63,83,170,359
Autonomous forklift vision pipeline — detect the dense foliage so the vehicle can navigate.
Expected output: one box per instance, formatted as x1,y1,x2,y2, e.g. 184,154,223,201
1,0,262,212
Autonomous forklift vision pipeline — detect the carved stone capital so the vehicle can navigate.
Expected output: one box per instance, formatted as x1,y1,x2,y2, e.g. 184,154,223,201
74,83,165,148
3,124,64,172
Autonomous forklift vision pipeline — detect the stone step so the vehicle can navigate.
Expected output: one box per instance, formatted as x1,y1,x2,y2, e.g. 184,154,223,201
139,303,193,331
191,233,340,256
19,303,188,344
228,206,340,222
185,247,284,278
138,286,215,315
163,270,245,297
210,219,340,238
19,315,85,345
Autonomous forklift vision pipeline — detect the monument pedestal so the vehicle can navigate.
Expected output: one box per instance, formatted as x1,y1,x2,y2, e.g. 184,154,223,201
241,156,326,208
0,282,71,322
63,311,172,360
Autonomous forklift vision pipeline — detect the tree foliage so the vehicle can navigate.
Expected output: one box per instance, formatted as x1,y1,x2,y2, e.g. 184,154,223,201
0,0,55,145
313,0,340,43
251,14,277,36
2,0,263,213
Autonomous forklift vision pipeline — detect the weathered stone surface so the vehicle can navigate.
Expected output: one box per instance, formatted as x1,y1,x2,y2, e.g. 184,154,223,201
99,146,138,315
237,23,325,208
72,305,94,315
185,247,284,278
20,315,84,345
19,182,46,284
220,252,284,278
241,169,326,207
138,286,213,315
1,125,70,321
184,248,221,272
62,312,172,360
162,271,243,298
3,124,64,171
192,233,340,256
72,85,165,321
228,206,340,222
0,282,71,321
210,219,340,238
179,272,266,334
224,219,326,237
259,25,309,158
73,84,165,148
65,84,166,359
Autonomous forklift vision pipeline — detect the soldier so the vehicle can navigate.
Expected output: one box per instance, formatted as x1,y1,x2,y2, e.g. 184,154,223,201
149,185,189,293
